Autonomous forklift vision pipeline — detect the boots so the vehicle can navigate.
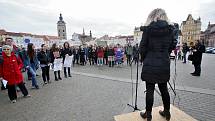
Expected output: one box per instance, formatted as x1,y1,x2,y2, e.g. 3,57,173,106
159,110,171,121
54,71,58,81
64,67,67,78
58,71,62,80
140,111,152,121
68,68,72,77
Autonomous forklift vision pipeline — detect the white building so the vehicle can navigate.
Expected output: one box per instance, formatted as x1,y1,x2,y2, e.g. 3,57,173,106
98,35,133,46
133,27,143,45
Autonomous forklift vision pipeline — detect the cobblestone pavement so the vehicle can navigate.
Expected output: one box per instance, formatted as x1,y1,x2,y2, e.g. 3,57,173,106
0,74,132,121
0,54,214,121
124,81,215,121
73,54,215,90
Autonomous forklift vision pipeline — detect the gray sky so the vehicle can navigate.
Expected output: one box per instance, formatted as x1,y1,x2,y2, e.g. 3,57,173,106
0,0,215,38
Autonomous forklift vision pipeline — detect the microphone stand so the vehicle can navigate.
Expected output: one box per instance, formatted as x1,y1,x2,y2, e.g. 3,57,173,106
127,49,141,111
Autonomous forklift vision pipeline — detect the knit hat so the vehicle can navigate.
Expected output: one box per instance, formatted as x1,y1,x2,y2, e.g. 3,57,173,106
2,45,13,52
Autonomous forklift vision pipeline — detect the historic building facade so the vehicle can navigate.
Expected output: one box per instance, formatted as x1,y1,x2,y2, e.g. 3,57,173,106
202,22,215,47
72,28,93,44
0,29,60,48
57,13,67,40
133,27,143,45
181,14,201,46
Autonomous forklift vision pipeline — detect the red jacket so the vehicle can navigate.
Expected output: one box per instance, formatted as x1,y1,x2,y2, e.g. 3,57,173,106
0,52,24,85
97,48,104,58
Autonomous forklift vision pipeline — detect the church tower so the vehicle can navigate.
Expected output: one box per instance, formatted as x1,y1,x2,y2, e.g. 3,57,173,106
57,13,67,40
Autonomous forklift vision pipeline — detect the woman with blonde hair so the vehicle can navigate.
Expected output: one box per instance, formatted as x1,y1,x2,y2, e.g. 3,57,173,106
139,8,177,121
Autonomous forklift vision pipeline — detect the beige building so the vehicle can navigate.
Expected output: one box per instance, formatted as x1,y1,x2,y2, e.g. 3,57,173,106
133,27,143,45
181,14,201,46
57,13,67,40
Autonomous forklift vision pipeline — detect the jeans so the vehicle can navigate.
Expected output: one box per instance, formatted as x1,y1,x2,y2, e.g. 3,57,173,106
97,58,103,65
28,63,38,87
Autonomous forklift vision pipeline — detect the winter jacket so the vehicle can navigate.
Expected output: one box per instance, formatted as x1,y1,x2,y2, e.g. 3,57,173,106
104,48,108,58
192,43,205,65
61,48,72,63
0,52,24,85
115,48,123,59
50,48,61,63
97,48,104,58
140,20,177,83
22,50,39,69
126,46,133,55
182,45,189,53
107,48,115,56
37,50,51,65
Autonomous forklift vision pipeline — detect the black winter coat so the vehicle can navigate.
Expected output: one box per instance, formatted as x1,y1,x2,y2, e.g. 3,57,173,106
140,20,177,83
37,50,51,65
107,48,115,56
61,48,73,63
88,47,93,58
192,43,205,65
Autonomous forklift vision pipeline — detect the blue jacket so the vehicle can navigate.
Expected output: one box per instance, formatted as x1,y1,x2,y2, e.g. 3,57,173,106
22,50,39,69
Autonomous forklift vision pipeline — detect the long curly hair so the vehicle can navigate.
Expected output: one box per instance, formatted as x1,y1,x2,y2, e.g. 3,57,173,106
50,43,59,52
63,42,70,49
27,43,35,60
145,8,170,26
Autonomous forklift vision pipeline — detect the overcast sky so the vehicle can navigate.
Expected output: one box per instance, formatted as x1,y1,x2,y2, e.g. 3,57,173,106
0,0,215,38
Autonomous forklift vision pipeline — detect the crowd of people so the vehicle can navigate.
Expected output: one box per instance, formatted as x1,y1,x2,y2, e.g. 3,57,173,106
71,43,140,67
0,34,206,105
0,37,143,103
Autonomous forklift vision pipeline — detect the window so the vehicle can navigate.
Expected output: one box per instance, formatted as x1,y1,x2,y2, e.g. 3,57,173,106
63,30,64,32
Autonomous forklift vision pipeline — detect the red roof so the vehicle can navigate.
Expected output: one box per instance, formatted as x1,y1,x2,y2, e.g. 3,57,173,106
6,32,22,37
19,32,32,36
1,29,60,41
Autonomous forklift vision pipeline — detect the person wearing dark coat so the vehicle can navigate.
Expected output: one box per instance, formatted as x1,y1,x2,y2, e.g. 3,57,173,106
88,46,94,65
182,43,189,63
37,44,51,84
132,44,139,64
107,46,115,67
74,47,80,65
61,42,73,78
139,8,177,121
103,47,108,65
190,40,205,76
79,46,86,65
